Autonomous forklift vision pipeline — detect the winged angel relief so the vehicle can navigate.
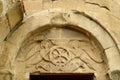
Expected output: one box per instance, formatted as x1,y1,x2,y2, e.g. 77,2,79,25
24,39,104,74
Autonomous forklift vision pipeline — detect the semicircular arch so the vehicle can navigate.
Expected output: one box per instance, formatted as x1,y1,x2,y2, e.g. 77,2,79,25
6,9,120,79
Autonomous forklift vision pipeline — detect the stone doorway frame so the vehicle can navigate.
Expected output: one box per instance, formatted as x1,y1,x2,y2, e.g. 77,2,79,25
5,9,120,80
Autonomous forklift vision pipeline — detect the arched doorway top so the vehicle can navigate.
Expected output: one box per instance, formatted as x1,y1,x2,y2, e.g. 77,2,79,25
15,25,110,80
6,9,120,73
7,9,115,49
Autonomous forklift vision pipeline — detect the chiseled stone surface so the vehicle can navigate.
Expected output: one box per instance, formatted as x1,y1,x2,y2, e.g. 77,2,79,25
14,27,109,80
0,0,3,14
0,0,23,79
110,70,120,80
0,0,23,42
22,0,120,45
0,16,10,43
6,3,23,29
105,47,120,71
1,0,120,80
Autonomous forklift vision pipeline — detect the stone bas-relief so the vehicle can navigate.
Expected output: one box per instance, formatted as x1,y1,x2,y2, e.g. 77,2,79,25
15,27,110,80
1,0,120,80
25,39,103,73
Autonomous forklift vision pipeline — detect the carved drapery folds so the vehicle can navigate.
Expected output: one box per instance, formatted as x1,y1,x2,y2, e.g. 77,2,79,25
15,27,109,80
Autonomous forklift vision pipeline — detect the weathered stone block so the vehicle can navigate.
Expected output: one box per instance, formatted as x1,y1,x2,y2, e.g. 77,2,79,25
0,42,9,67
0,16,10,43
23,0,42,15
6,3,23,29
0,0,3,15
52,0,84,10
0,74,12,80
105,47,120,71
110,70,120,80
0,68,13,80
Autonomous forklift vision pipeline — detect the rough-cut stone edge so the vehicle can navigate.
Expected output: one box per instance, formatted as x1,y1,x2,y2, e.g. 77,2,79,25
0,16,10,43
109,70,120,80
6,2,23,30
0,0,3,15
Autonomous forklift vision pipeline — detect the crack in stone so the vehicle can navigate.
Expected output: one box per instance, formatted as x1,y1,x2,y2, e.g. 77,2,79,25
72,10,104,28
3,15,11,41
5,22,23,41
85,2,110,11
6,14,11,30
72,10,120,53
104,46,116,50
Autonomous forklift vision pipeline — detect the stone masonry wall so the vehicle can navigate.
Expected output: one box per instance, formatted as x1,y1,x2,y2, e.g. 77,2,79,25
0,0,23,44
1,0,120,80
0,0,23,80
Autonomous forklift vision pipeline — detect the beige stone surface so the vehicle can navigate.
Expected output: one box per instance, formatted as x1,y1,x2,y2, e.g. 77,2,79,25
0,0,3,14
110,70,120,80
1,0,120,80
0,16,10,43
5,9,119,80
22,0,120,46
14,27,109,80
6,3,23,29
83,5,120,44
23,0,43,15
105,47,120,71
7,9,115,49
0,41,10,68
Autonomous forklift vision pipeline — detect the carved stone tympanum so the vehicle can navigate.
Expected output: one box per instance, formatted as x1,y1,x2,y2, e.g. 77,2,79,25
15,27,110,80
